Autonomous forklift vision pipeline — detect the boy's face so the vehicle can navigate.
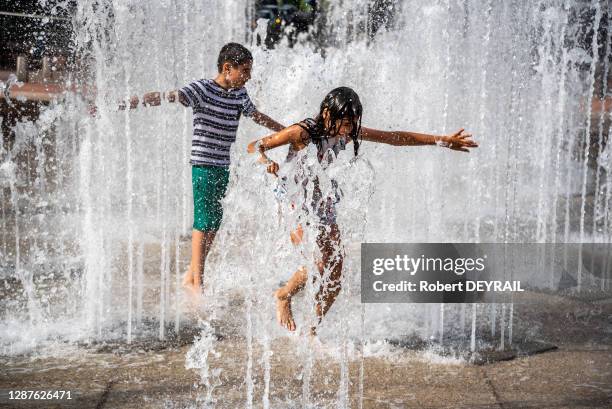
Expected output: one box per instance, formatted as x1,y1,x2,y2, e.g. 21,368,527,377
223,61,252,88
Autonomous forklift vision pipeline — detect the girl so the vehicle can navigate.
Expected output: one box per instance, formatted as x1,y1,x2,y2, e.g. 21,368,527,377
247,87,477,334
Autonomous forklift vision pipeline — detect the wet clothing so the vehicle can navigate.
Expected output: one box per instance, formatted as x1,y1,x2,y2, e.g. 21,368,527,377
179,79,256,167
192,164,230,231
286,118,348,164
179,78,255,231
284,118,346,226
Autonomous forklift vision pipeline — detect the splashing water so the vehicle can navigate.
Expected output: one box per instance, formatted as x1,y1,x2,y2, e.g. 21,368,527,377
185,320,221,408
1,74,23,106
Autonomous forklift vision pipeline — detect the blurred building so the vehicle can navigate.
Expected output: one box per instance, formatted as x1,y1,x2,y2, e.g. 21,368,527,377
1,1,76,147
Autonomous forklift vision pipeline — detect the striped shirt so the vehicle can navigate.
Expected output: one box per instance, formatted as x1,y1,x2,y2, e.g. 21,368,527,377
178,79,256,167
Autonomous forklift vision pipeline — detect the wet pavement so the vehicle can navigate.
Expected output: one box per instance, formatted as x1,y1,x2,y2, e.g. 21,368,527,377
1,341,611,408
1,292,611,409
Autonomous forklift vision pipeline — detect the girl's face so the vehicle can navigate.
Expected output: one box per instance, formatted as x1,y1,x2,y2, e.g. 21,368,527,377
323,111,355,140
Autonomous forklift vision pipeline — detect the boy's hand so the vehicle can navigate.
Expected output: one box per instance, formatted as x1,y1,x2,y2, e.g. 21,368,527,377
129,95,139,109
119,96,139,110
441,128,478,152
88,103,98,117
143,91,161,106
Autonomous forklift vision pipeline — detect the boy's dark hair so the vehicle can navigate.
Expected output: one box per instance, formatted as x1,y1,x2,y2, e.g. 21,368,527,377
313,87,363,157
217,43,253,72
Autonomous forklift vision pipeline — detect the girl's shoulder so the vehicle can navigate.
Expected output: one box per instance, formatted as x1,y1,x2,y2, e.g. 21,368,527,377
293,118,316,145
297,117,317,129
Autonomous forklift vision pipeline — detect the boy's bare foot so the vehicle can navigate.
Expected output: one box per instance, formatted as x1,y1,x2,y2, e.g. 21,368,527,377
182,269,203,292
182,270,193,287
274,289,296,331
182,269,203,307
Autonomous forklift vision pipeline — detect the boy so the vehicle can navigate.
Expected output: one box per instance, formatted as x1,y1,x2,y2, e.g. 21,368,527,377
130,43,284,293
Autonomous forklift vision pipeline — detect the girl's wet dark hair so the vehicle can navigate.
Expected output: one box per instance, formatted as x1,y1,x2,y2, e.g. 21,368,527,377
313,87,363,156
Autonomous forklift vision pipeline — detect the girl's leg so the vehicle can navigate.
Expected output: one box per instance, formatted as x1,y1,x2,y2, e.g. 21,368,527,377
274,266,308,331
290,223,304,245
312,223,343,334
274,224,344,333
274,223,306,330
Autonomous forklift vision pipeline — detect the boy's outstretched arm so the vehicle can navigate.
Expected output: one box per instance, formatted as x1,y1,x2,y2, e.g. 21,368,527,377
250,110,285,132
361,127,478,152
117,90,188,110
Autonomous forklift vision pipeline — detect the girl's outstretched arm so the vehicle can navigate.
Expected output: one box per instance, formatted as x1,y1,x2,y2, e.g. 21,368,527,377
247,124,304,152
361,127,478,152
247,124,306,176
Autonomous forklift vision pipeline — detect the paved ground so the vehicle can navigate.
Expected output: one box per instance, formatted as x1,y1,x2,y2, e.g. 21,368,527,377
2,291,612,409
1,273,611,409
0,339,611,408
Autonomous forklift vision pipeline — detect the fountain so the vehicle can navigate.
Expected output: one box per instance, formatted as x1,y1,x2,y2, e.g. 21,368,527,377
0,0,610,407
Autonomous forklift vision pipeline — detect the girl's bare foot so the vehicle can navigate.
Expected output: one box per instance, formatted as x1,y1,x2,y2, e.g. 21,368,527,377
274,289,296,331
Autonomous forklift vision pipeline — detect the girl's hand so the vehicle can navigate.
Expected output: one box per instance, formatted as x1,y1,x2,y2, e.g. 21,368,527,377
251,144,279,176
440,128,478,152
266,160,279,177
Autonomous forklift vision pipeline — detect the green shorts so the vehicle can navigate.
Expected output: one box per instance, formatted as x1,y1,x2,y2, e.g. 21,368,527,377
192,164,230,232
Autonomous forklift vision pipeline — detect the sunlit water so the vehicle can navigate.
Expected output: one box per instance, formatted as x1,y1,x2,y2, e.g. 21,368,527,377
1,0,610,406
